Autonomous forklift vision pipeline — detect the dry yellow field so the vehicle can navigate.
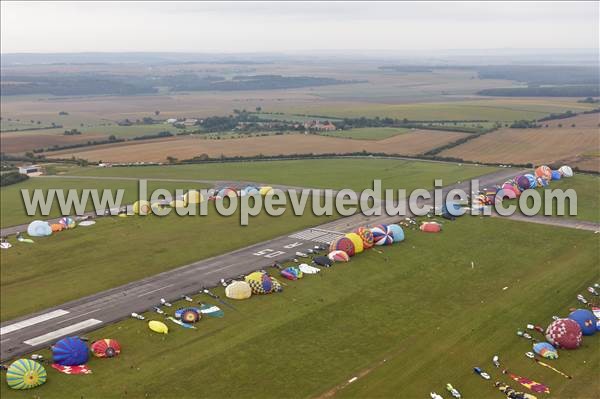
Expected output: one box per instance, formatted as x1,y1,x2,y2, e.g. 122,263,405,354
45,129,468,162
440,113,600,171
0,131,107,153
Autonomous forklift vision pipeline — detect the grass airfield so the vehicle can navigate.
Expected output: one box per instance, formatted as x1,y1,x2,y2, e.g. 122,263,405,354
1,216,597,398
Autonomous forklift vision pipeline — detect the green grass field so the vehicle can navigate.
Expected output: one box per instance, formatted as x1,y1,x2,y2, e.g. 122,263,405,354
0,178,211,227
65,159,499,194
318,127,410,140
1,217,597,398
0,202,339,321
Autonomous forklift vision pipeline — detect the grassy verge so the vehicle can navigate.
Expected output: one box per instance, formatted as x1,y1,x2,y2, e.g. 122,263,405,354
1,217,597,398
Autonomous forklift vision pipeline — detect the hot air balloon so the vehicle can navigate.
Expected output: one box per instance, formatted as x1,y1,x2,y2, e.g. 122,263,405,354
199,304,224,318
546,318,582,349
280,266,303,280
568,309,596,336
387,224,405,242
371,224,393,245
245,272,274,294
345,233,364,254
184,190,203,204
5,359,47,390
355,227,374,249
524,174,537,189
533,342,558,359
52,337,89,366
551,170,562,181
148,320,169,334
299,263,320,274
259,186,273,196
91,339,121,358
133,200,151,215
245,186,259,195
180,309,201,323
501,181,521,197
537,177,549,187
559,165,573,177
329,237,356,256
59,216,76,229
328,250,350,262
225,281,252,299
50,223,64,232
515,175,531,191
27,220,52,237
420,222,441,233
218,188,237,198
535,165,552,180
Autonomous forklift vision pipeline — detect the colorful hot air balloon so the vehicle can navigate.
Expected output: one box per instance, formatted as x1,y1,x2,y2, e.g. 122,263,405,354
217,188,237,198
515,175,531,191
501,181,520,197
524,174,537,189
181,309,201,323
5,359,47,390
371,224,393,245
52,337,89,366
148,320,169,334
245,186,259,195
329,237,356,256
533,342,558,359
355,227,374,249
568,309,596,336
27,220,52,237
91,339,121,358
345,233,364,254
546,318,582,349
559,165,573,177
420,222,441,233
551,170,562,180
59,216,76,229
387,224,405,242
245,272,274,294
280,266,303,280
225,281,252,299
328,250,350,262
535,165,552,180
133,200,151,215
50,223,64,232
199,304,224,318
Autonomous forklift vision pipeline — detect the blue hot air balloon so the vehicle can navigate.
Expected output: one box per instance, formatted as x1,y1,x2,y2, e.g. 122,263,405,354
568,309,596,336
533,342,558,359
524,174,537,189
551,170,562,180
387,224,405,242
52,337,89,366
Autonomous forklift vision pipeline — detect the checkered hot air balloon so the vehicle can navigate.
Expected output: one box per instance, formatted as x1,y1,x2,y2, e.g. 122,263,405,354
371,224,393,245
546,318,582,349
5,359,47,390
244,272,280,294
329,237,356,256
91,339,121,358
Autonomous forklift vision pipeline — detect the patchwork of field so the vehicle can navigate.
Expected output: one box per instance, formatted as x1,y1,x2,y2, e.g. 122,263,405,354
318,127,410,140
44,129,469,162
440,114,600,171
1,217,597,398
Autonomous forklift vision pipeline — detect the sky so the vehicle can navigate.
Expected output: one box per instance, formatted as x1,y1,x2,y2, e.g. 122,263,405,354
1,1,598,53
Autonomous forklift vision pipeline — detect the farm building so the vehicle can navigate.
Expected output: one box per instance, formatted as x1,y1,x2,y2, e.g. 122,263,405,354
17,164,43,176
303,120,336,131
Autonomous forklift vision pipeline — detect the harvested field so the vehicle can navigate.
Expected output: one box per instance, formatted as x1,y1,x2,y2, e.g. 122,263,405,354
45,129,468,162
440,113,600,171
0,130,108,153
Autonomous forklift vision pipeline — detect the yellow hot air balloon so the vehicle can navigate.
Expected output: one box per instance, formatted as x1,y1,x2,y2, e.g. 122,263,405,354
225,281,252,300
133,200,152,215
259,186,273,196
345,232,364,254
184,190,203,204
169,199,187,208
148,320,168,334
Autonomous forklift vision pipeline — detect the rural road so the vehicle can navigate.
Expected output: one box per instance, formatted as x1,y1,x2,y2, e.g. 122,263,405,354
1,169,598,361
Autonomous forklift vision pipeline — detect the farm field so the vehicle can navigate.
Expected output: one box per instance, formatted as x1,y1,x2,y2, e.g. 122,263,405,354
43,129,469,162
0,201,340,321
65,159,499,195
1,216,597,398
440,114,600,171
0,178,211,227
268,97,598,122
318,127,410,140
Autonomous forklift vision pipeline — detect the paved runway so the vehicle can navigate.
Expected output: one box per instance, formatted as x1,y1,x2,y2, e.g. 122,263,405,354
1,168,598,361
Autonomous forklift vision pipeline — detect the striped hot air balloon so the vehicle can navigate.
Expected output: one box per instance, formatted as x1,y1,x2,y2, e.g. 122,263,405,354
328,250,350,262
91,339,121,358
371,224,393,245
329,237,356,256
52,336,89,366
6,359,47,390
355,227,374,249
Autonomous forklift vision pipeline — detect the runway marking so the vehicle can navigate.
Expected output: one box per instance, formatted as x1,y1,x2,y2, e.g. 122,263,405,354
137,284,174,297
1,309,69,336
289,229,344,243
23,319,102,346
